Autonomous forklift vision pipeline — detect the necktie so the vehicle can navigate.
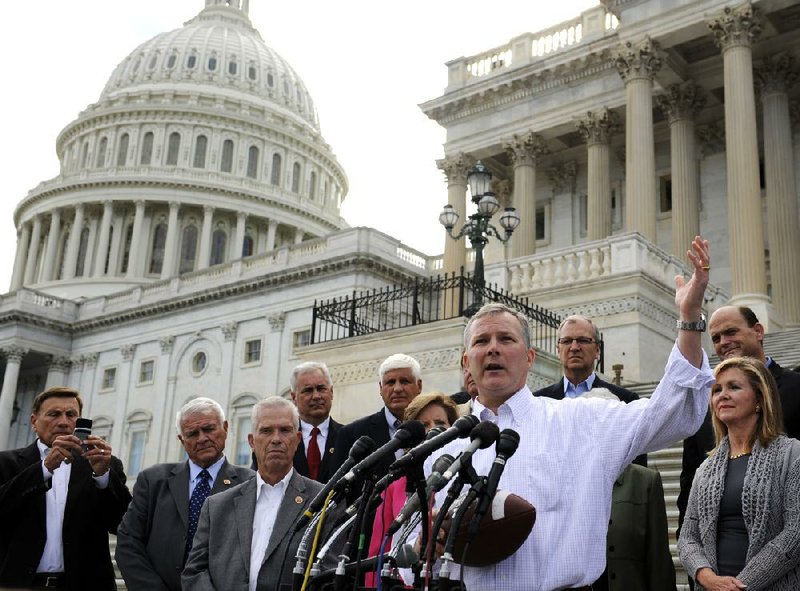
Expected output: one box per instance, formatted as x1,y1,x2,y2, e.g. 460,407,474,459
185,469,211,560
307,427,321,481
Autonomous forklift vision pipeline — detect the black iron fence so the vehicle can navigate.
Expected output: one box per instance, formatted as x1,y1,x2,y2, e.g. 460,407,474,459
311,270,563,355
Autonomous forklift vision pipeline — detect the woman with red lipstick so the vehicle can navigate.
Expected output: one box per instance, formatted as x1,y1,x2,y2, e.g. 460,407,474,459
679,357,800,591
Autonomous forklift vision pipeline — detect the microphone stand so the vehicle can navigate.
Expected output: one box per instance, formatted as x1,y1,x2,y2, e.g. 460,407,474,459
438,476,486,591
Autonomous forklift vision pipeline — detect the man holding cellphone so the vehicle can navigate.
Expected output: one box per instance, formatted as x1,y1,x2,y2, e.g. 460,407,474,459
0,386,131,590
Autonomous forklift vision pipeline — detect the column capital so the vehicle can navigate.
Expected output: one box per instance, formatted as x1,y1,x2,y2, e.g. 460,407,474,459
48,356,72,372
436,153,473,184
237,211,247,222
168,201,181,211
656,81,707,124
221,321,238,341
159,335,176,353
575,108,621,145
203,205,215,215
696,121,726,158
84,352,99,368
133,199,146,209
267,313,285,332
708,3,761,51
613,37,663,83
755,54,798,97
121,344,137,361
2,346,28,362
102,200,114,209
546,161,578,196
503,132,549,167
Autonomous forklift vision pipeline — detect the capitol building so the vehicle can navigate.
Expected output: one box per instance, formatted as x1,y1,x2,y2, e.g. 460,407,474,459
2,1,800,583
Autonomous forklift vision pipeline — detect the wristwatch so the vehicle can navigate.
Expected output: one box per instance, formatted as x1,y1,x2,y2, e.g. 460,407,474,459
677,313,706,332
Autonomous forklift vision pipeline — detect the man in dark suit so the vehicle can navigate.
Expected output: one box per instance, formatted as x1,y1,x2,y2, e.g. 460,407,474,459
677,306,800,559
182,396,323,591
116,397,254,591
0,386,131,590
289,362,342,483
331,353,423,482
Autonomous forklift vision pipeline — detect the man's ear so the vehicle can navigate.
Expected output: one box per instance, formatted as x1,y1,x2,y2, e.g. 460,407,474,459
754,322,765,342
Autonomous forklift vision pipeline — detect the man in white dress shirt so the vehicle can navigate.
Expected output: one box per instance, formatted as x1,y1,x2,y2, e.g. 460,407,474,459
434,236,714,591
183,396,323,591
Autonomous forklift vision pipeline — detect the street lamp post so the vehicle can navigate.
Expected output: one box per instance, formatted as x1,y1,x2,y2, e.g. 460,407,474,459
439,161,520,314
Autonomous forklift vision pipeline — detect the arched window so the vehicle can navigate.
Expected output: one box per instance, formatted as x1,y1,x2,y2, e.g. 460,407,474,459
179,225,198,274
193,135,208,168
267,73,274,88
248,65,257,81
167,54,177,69
75,228,90,277
291,162,301,193
208,56,217,71
271,153,282,185
117,133,129,166
242,234,254,258
96,137,108,167
246,146,259,179
221,139,234,173
80,141,89,168
210,229,227,266
309,171,317,200
140,132,154,165
166,132,180,165
121,225,134,274
149,223,167,274
187,54,197,69
228,60,237,75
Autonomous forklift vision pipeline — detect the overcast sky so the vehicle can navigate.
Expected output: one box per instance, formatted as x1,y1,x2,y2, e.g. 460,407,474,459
0,0,599,292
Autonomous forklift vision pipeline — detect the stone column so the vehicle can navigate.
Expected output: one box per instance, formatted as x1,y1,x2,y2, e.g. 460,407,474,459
107,208,126,277
0,347,27,449
41,209,62,282
235,212,247,256
110,345,136,452
575,108,620,240
24,216,42,285
83,214,99,277
437,154,471,275
126,200,146,278
266,219,278,252
44,356,72,390
293,227,304,245
708,4,768,304
503,132,549,258
10,222,31,291
755,54,800,325
62,204,85,280
614,37,663,241
94,201,113,277
161,201,180,280
656,82,706,257
197,205,214,270
154,336,175,460
266,314,285,395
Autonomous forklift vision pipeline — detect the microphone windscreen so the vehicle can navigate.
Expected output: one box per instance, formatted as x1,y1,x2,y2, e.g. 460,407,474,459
470,421,500,449
496,429,520,456
430,454,455,476
397,420,426,446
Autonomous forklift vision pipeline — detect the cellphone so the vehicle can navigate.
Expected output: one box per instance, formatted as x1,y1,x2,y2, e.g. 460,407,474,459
74,418,93,452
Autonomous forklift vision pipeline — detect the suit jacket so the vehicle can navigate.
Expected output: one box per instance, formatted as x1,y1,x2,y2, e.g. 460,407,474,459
677,361,800,536
331,409,392,482
0,441,131,590
115,458,254,591
605,464,676,591
182,471,323,591
293,419,342,483
532,375,647,466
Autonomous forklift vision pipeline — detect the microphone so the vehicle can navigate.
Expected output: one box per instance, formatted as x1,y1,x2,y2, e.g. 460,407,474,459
389,415,479,473
373,425,448,495
294,435,376,531
468,428,520,536
385,454,455,536
332,421,426,495
428,421,500,494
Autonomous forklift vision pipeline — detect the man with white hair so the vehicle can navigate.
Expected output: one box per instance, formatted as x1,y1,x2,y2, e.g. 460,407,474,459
331,353,423,480
116,397,254,591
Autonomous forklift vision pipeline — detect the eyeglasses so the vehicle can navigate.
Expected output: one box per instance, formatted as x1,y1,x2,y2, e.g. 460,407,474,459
557,337,596,347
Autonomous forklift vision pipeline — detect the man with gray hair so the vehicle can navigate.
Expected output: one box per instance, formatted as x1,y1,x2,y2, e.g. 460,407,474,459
116,397,253,591
183,396,323,591
331,353,423,481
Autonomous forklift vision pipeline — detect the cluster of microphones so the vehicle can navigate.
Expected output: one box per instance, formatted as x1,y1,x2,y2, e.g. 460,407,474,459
283,415,525,591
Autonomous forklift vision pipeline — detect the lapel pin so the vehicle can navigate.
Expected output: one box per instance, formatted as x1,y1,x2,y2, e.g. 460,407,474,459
328,448,334,454
223,479,231,485
295,496,304,504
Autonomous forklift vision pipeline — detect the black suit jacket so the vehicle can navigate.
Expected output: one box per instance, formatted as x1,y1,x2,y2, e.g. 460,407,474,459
677,360,800,535
532,375,647,467
331,409,392,482
115,458,254,591
293,419,342,484
0,441,131,590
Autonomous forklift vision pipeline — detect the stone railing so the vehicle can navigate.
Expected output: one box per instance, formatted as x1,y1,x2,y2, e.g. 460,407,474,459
448,6,618,90
0,288,77,322
508,232,729,299
75,227,439,319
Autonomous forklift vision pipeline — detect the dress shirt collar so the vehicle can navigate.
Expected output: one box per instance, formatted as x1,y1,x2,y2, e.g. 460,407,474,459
255,468,293,500
300,416,330,440
563,372,596,398
473,384,534,424
766,356,774,368
188,455,225,487
37,439,50,460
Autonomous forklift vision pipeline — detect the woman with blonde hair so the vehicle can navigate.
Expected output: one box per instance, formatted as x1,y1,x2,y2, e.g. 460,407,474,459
679,356,800,590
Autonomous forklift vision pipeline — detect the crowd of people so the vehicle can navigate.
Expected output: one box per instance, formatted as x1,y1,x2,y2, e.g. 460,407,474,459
1,235,799,591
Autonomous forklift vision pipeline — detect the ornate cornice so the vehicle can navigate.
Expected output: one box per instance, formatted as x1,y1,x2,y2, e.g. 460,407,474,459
503,132,549,167
708,3,761,51
557,294,678,332
575,108,620,146
754,54,798,97
656,81,706,124
613,37,663,83
1,346,28,362
436,153,473,185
